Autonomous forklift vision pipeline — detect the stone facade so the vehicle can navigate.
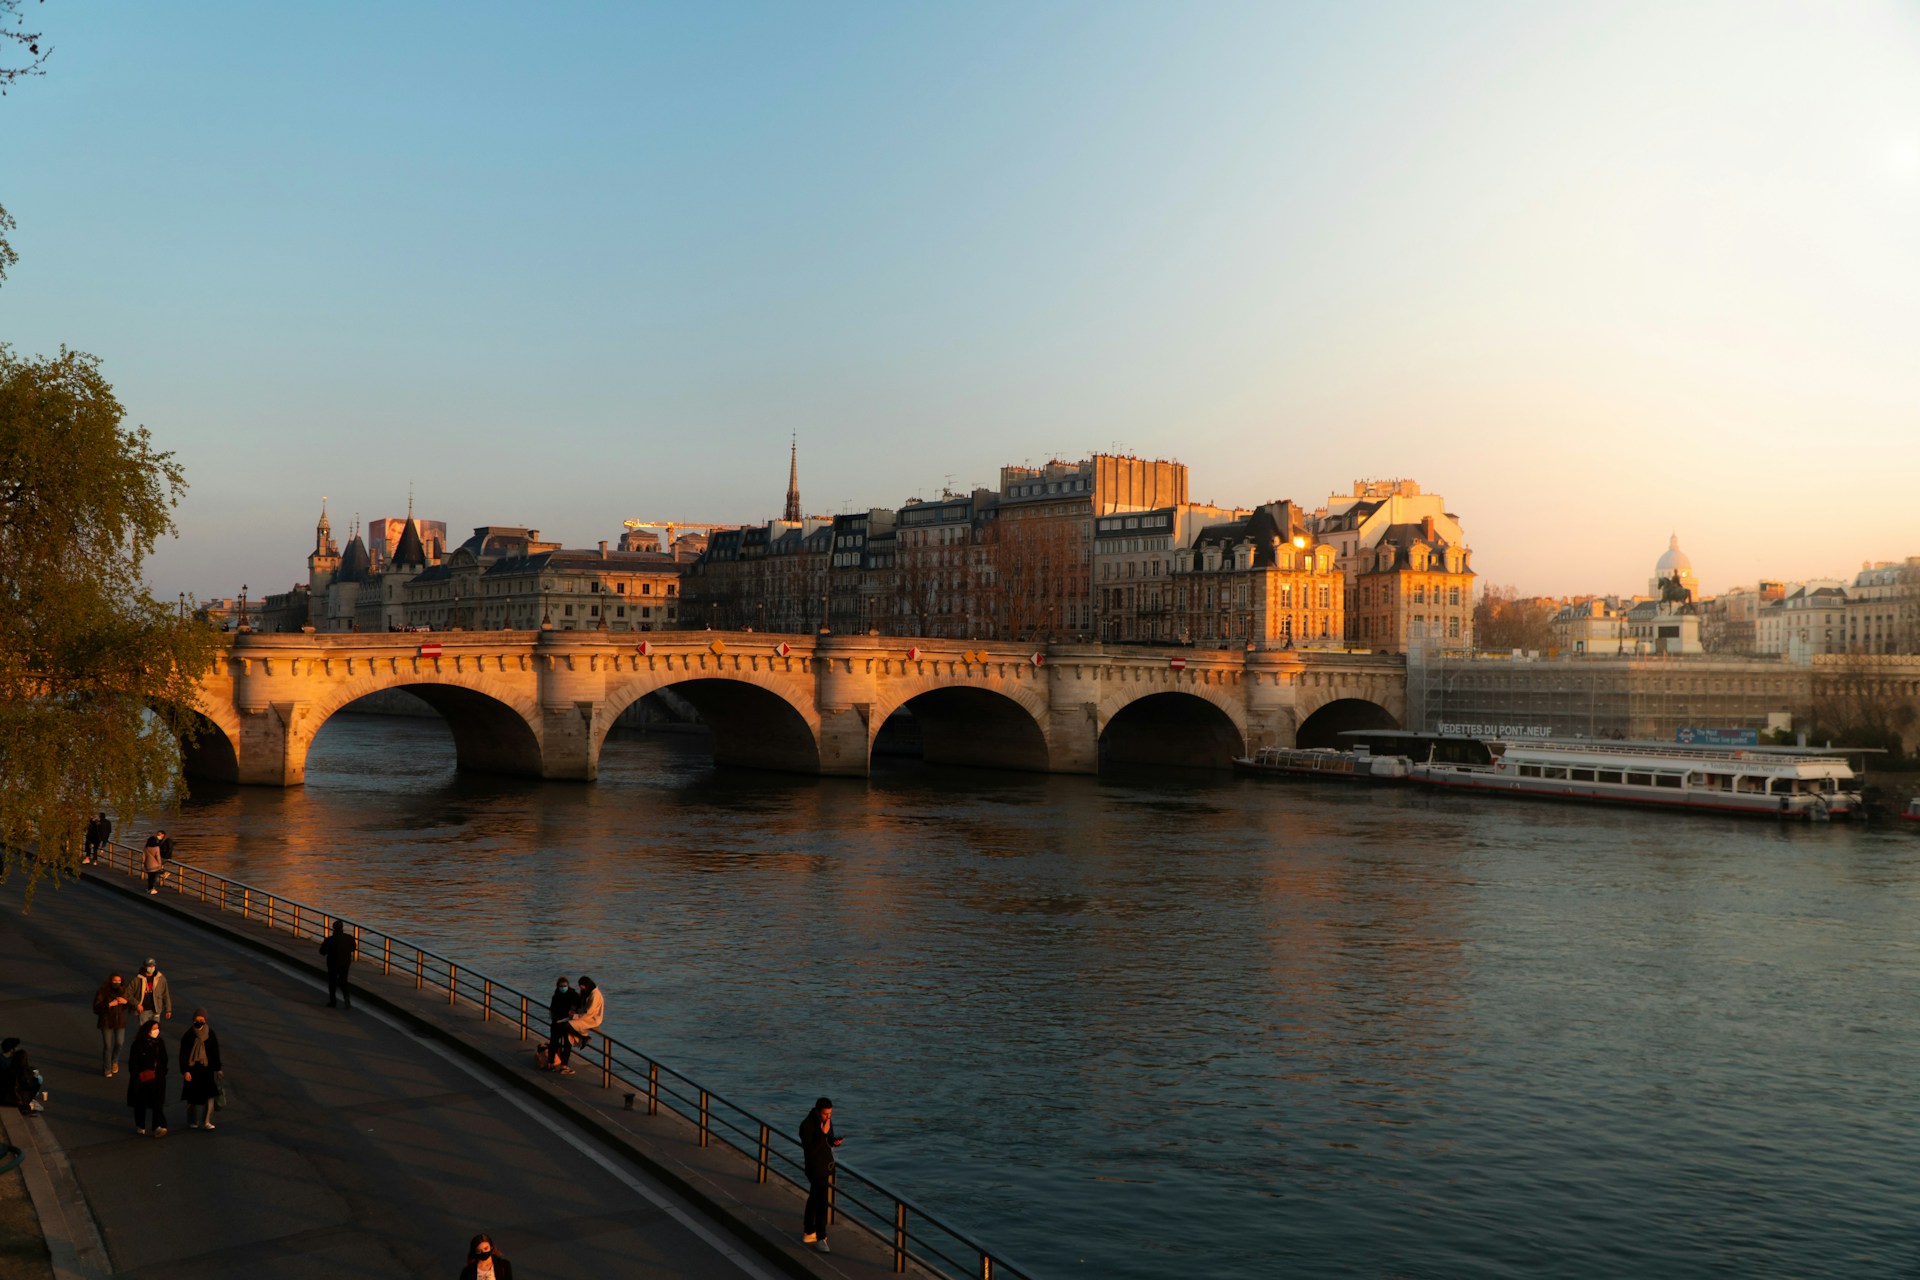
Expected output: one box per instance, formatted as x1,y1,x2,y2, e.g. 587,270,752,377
1351,516,1475,654
1167,502,1345,646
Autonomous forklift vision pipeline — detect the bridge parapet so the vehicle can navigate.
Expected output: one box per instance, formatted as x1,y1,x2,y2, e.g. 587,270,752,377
190,631,1408,784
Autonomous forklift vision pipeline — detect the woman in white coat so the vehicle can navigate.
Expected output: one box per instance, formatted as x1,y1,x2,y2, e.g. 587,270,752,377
554,976,603,1076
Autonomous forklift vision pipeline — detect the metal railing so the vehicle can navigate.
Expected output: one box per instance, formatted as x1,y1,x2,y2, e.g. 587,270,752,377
94,839,1029,1279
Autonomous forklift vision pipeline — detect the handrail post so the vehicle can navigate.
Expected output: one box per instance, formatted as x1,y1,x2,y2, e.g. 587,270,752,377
415,949,424,990
267,896,276,931
757,1124,769,1183
198,871,206,904
981,1253,992,1279
242,888,250,920
518,996,528,1041
647,1062,658,1116
448,963,459,1006
601,1037,612,1089
482,978,493,1021
292,902,300,936
383,935,392,976
894,1200,907,1273
699,1090,710,1147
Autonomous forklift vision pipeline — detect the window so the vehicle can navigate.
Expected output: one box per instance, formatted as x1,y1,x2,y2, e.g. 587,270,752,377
1413,585,1427,604
564,604,574,617
617,583,626,594
1448,586,1461,606
1448,617,1460,638
617,606,625,618
1318,586,1331,608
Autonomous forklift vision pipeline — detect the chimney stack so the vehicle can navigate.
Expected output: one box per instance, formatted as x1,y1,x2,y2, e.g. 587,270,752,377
598,540,608,558
1422,515,1435,541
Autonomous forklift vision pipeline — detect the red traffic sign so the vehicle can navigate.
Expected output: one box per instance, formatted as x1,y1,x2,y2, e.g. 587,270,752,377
417,643,443,658
635,641,652,656
775,641,791,657
906,646,922,661
1168,656,1187,670
1030,652,1045,667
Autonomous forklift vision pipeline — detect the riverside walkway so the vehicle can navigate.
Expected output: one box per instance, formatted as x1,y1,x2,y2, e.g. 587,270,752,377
0,861,951,1280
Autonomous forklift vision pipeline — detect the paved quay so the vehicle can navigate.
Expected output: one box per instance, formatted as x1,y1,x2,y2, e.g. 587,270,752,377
0,866,928,1280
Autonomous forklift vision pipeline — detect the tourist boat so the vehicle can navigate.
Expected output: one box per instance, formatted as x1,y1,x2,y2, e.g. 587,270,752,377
1233,744,1411,781
1406,738,1864,820
1904,798,1920,823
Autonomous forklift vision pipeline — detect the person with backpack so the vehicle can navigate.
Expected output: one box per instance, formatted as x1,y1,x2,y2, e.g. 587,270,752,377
318,920,358,1009
799,1097,845,1252
127,1020,169,1137
92,971,132,1076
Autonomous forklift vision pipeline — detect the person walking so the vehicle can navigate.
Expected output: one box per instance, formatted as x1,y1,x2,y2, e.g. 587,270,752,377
552,976,602,1077
542,976,577,1070
799,1096,844,1251
156,829,174,861
318,920,358,1009
127,1020,169,1137
179,1009,223,1130
92,972,132,1077
451,1228,510,1280
131,958,172,1027
83,812,111,864
141,834,166,893
458,1232,514,1280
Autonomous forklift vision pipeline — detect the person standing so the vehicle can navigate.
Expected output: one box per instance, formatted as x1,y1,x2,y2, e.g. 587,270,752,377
141,834,166,893
127,1020,169,1137
799,1096,844,1251
156,829,174,861
553,976,602,1077
458,1233,514,1279
179,1009,223,1130
543,976,576,1070
131,957,172,1027
318,920,358,1009
92,972,132,1077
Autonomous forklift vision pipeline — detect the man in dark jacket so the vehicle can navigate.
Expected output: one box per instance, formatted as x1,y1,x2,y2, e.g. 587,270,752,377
83,813,111,863
543,977,577,1072
92,972,132,1077
799,1097,844,1252
318,920,358,1008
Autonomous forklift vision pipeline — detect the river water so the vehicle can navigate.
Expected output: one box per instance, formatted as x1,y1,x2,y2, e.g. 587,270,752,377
153,714,1920,1278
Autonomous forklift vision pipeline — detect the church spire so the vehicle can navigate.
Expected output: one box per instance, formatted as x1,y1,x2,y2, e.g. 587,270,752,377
314,497,336,556
783,436,802,522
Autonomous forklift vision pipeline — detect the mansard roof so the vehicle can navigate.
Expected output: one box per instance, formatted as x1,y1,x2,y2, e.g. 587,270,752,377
1191,502,1303,567
481,549,687,577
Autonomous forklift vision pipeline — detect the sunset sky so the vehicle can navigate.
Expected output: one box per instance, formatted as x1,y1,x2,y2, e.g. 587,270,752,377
2,1,1916,600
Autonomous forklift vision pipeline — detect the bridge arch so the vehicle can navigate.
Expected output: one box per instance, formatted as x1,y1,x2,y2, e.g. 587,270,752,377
297,676,546,782
179,707,242,784
1295,697,1399,748
1097,687,1248,769
596,674,822,774
870,684,1053,772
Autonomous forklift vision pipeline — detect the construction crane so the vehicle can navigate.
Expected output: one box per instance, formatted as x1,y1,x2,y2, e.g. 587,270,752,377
621,518,726,552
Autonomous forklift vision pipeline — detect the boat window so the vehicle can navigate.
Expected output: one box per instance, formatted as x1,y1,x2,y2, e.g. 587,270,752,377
1626,772,1653,787
1655,773,1682,788
1598,771,1623,784
1571,769,1596,782
1518,765,1541,778
1544,767,1570,780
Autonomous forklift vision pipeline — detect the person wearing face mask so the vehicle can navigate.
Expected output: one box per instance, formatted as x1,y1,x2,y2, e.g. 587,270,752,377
458,1232,513,1280
127,1019,169,1137
179,1009,224,1131
92,971,132,1077
130,958,172,1026
541,976,576,1071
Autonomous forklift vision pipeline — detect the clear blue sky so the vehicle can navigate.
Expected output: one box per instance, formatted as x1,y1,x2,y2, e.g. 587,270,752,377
3,1,1917,600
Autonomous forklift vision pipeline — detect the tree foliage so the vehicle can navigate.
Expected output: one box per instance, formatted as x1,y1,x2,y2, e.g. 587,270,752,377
0,0,48,95
1473,584,1558,653
0,344,221,884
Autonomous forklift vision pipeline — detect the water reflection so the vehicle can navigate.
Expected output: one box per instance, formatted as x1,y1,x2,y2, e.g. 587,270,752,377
159,713,1920,1279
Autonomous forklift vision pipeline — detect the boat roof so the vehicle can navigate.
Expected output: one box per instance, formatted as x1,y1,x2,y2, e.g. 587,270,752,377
1339,730,1873,758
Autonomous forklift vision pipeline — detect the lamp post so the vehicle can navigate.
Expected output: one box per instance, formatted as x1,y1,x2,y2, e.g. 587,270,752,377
236,584,251,633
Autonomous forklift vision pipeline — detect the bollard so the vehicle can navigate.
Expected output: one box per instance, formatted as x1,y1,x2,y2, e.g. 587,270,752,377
623,1093,636,1112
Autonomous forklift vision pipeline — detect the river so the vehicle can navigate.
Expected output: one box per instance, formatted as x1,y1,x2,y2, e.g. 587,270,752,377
151,713,1920,1278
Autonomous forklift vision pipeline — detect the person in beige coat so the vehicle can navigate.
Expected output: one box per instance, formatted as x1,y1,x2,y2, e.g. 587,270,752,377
552,976,603,1076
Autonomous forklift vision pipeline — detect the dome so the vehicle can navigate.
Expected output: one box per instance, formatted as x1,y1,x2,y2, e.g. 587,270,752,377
1656,534,1694,579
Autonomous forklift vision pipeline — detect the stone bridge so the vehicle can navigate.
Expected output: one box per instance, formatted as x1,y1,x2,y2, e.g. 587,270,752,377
185,631,1408,785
